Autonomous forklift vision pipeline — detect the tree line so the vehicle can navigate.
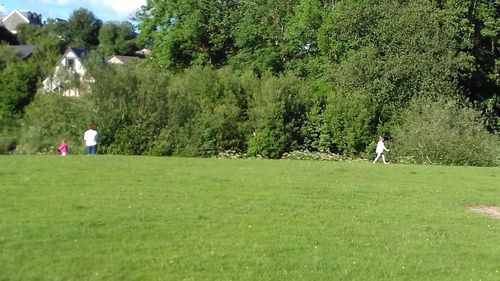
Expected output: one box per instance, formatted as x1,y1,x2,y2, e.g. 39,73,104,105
1,0,499,166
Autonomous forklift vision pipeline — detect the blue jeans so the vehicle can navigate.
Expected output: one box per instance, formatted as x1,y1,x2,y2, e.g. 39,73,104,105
86,145,97,155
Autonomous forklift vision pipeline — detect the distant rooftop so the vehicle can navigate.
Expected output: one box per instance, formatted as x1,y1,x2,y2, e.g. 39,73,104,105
1,10,43,34
108,55,140,64
68,47,89,58
10,45,36,59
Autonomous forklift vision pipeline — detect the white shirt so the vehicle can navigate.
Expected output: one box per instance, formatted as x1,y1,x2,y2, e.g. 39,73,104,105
84,129,98,146
376,140,388,154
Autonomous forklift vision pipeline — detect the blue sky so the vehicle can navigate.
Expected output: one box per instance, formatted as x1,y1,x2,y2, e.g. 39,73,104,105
0,0,146,23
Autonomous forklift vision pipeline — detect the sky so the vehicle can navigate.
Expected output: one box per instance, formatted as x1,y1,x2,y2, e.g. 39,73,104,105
0,0,146,23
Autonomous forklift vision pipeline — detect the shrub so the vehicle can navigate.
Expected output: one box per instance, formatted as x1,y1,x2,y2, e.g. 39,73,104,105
247,74,312,158
0,61,39,120
88,61,170,155
0,120,18,154
321,90,375,156
17,94,91,154
391,97,500,166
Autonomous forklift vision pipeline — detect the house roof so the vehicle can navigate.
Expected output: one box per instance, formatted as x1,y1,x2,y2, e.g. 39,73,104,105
55,47,89,65
2,10,30,23
1,10,43,34
10,45,36,59
68,47,89,58
107,55,139,64
2,10,42,25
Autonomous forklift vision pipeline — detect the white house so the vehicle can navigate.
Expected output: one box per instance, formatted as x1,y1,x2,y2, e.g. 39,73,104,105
1,10,42,34
42,47,91,97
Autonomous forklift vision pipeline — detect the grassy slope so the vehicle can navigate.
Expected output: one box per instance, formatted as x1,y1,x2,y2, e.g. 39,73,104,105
0,156,499,281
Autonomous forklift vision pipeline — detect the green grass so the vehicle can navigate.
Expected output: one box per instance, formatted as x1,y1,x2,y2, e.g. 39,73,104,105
0,156,499,281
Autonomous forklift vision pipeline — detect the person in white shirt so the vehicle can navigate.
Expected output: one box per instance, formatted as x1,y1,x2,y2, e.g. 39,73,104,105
373,136,390,164
83,123,98,154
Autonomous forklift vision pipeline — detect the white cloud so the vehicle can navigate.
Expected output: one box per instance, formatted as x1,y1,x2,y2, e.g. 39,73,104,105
39,0,73,5
101,0,146,16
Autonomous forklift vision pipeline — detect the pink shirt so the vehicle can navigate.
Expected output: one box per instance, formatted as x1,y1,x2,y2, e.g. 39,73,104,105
58,143,68,153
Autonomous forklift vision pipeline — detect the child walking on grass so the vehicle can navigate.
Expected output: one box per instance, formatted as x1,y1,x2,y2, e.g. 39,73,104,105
373,136,390,164
58,139,68,156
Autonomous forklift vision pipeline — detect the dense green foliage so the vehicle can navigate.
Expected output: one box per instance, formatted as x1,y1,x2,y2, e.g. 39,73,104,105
2,1,499,166
391,97,500,166
98,21,137,56
134,0,498,164
66,8,102,49
16,94,91,154
1,156,500,280
0,56,39,120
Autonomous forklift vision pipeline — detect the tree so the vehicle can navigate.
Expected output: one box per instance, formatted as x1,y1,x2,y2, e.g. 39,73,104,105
15,23,44,45
441,0,500,132
67,8,102,48
0,61,39,121
229,0,297,74
0,44,21,70
98,21,137,55
283,0,326,76
137,0,239,69
318,0,470,131
14,21,67,82
43,18,70,47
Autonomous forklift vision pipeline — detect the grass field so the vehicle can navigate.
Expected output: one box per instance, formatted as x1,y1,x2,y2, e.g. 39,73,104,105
0,156,499,281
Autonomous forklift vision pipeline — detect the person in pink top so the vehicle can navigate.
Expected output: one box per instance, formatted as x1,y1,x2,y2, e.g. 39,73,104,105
58,139,68,156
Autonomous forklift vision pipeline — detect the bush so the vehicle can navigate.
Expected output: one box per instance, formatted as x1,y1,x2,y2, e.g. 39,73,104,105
0,61,39,120
247,74,312,158
88,61,170,155
321,90,375,156
191,67,251,156
391,97,500,166
17,94,91,154
0,120,19,154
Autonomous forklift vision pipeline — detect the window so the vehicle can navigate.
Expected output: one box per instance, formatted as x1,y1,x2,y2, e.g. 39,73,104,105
66,58,75,69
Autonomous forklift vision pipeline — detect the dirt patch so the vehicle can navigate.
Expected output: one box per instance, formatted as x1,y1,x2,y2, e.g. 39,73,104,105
469,206,500,219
